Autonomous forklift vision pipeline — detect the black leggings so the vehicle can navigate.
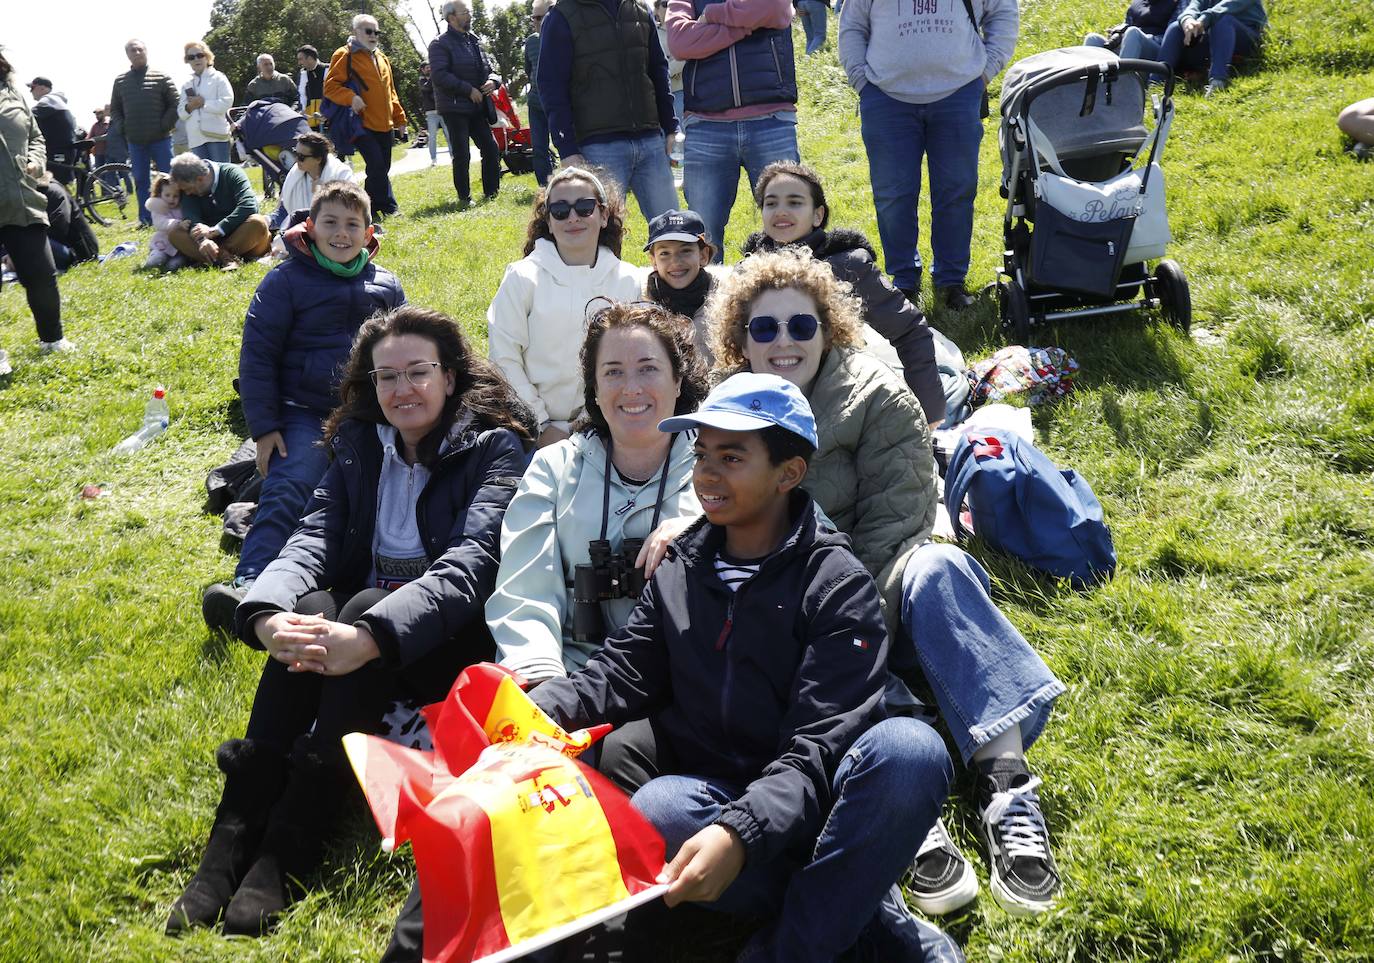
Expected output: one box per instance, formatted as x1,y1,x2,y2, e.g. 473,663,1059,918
0,222,63,342
243,588,493,761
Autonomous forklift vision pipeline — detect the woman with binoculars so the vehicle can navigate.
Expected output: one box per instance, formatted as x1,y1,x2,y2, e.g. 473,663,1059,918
486,300,708,684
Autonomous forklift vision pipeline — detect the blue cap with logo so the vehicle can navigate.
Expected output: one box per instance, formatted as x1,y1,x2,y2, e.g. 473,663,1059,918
658,372,818,449
643,209,708,251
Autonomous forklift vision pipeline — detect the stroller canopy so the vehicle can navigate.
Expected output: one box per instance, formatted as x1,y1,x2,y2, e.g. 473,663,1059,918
1001,46,1148,167
240,100,311,152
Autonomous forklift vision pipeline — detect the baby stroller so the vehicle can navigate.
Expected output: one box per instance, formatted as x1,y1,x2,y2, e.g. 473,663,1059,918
230,100,311,199
486,85,535,177
997,47,1191,341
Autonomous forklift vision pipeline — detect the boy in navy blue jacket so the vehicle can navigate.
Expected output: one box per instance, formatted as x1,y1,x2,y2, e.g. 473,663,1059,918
530,374,963,961
202,180,406,631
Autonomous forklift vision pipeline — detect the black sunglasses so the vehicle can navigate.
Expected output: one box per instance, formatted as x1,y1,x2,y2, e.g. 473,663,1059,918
548,197,600,220
362,27,380,36
748,313,820,343
185,53,207,62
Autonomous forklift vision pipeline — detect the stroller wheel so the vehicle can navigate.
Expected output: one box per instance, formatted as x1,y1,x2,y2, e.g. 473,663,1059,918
1153,260,1192,331
999,278,1032,344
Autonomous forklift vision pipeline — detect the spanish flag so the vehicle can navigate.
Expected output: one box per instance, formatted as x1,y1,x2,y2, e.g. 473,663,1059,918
344,664,668,963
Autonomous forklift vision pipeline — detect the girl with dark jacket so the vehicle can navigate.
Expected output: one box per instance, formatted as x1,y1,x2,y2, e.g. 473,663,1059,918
166,306,535,940
740,161,946,426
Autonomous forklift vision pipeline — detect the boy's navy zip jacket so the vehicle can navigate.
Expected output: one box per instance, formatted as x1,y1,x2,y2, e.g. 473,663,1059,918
238,216,406,441
741,228,943,425
235,417,526,669
531,490,890,864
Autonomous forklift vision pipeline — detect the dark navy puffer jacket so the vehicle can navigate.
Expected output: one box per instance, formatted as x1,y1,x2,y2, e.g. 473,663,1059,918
235,417,527,668
428,26,497,116
532,491,890,864
238,219,405,441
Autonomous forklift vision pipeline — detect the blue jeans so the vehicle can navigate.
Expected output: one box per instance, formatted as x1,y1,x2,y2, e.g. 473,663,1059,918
898,543,1066,765
127,136,172,226
683,114,799,260
1160,14,1259,83
581,132,679,224
797,0,828,54
235,405,332,580
424,110,454,164
631,716,952,962
192,140,231,163
527,104,554,186
1084,26,1163,62
858,80,983,290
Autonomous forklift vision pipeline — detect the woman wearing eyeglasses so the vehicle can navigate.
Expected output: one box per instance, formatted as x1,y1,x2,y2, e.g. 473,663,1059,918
168,305,534,941
267,130,356,234
177,41,234,163
487,166,644,449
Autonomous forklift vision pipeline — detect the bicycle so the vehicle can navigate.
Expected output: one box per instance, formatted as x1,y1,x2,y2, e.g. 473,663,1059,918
49,140,134,227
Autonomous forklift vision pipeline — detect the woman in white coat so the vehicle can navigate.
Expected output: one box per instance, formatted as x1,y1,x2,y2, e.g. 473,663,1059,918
487,166,644,448
178,41,234,163
268,131,357,234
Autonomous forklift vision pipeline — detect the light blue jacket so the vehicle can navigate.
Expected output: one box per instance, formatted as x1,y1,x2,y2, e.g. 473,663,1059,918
1179,0,1267,33
486,430,701,681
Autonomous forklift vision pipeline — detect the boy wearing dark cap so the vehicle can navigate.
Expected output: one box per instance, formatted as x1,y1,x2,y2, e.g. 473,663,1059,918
530,373,963,960
642,208,722,365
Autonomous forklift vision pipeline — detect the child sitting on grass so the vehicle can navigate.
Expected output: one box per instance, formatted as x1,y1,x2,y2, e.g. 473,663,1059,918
201,180,406,631
641,208,723,366
143,173,187,271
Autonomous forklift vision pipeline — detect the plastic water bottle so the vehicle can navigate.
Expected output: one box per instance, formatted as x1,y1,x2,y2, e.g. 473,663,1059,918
670,130,685,188
100,241,138,266
113,387,170,454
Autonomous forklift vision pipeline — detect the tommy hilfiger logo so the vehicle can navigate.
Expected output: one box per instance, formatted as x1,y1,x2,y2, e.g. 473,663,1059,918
852,638,870,651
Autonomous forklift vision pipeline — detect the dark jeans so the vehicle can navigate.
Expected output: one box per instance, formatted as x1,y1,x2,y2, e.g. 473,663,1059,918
127,136,172,227
1159,14,1260,83
355,128,399,216
243,587,494,764
439,109,501,201
0,223,63,342
528,103,554,186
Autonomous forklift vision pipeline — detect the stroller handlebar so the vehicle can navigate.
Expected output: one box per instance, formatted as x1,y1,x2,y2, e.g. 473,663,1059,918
1012,58,1175,127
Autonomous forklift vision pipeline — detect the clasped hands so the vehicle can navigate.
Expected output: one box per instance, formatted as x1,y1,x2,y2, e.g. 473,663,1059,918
1182,16,1206,44
254,611,381,676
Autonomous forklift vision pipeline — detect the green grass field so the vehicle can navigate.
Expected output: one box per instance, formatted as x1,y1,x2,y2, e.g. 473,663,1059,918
1,1,1372,959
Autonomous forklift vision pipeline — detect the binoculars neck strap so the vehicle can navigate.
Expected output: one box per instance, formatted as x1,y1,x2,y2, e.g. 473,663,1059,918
600,433,680,541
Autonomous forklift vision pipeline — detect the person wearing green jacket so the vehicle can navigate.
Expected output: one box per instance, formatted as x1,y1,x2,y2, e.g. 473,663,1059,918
166,153,271,266
110,39,179,226
0,50,73,365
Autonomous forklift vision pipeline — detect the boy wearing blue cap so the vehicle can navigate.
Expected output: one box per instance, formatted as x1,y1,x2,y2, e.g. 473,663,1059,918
527,373,963,960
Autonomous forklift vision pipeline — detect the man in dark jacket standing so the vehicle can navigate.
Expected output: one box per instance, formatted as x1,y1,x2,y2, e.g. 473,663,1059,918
28,78,80,186
428,0,504,206
523,0,555,186
537,0,680,222
665,0,800,259
166,153,271,265
110,39,178,227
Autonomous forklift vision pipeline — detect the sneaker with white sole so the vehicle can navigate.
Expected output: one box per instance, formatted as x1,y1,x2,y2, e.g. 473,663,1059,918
906,818,979,915
978,773,1061,915
39,338,76,354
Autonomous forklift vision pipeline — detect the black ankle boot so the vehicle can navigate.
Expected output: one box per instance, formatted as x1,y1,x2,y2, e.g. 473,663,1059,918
165,739,289,936
223,736,353,937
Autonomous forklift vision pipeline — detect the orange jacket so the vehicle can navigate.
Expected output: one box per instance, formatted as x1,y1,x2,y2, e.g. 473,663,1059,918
324,44,408,133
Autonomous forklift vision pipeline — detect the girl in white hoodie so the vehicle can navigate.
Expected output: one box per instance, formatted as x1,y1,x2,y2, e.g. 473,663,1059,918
487,166,643,448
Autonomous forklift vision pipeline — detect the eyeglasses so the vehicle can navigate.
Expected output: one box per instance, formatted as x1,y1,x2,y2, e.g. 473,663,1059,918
185,53,207,62
296,151,320,160
747,313,820,343
548,197,600,220
369,361,443,390
362,27,380,36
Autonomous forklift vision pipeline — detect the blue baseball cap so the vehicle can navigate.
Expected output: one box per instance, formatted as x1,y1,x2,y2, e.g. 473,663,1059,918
659,372,818,449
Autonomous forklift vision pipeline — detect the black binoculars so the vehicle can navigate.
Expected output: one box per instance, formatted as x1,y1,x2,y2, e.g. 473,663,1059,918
571,537,646,643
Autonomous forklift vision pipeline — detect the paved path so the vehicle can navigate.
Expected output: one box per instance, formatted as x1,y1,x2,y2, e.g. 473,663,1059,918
391,143,482,178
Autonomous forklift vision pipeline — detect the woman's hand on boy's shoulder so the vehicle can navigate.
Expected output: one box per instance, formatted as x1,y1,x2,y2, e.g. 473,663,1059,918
658,824,746,907
637,515,696,579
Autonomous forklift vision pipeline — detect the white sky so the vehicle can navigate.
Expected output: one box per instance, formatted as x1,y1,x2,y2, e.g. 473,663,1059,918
5,0,517,122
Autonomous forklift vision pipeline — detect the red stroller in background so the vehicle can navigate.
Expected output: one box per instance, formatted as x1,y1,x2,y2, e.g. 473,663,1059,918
487,85,535,176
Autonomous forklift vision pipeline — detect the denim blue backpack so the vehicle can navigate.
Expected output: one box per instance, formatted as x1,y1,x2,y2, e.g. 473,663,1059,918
945,429,1116,586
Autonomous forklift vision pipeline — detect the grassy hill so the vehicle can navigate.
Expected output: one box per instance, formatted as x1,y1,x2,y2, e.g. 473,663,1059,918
1,0,1371,959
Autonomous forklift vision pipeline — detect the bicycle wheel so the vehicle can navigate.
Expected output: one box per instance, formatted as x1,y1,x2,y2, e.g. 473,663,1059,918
82,164,133,226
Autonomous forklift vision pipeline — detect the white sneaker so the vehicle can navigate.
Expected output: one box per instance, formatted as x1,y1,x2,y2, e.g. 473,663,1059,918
0,349,11,376
40,338,76,354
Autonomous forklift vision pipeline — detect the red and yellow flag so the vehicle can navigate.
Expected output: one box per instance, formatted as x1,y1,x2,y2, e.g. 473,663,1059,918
344,664,667,963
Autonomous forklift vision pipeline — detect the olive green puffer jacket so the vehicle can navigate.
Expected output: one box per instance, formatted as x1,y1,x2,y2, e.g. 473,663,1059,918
799,346,938,635
0,81,48,228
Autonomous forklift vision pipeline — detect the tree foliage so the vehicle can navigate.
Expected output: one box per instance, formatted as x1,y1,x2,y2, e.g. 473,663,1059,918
203,0,427,124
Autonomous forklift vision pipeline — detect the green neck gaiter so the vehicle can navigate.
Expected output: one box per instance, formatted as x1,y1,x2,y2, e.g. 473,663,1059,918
310,242,371,278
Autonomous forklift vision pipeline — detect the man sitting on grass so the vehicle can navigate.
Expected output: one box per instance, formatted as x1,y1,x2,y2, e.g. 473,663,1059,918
167,152,271,268
201,180,405,631
530,374,964,960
